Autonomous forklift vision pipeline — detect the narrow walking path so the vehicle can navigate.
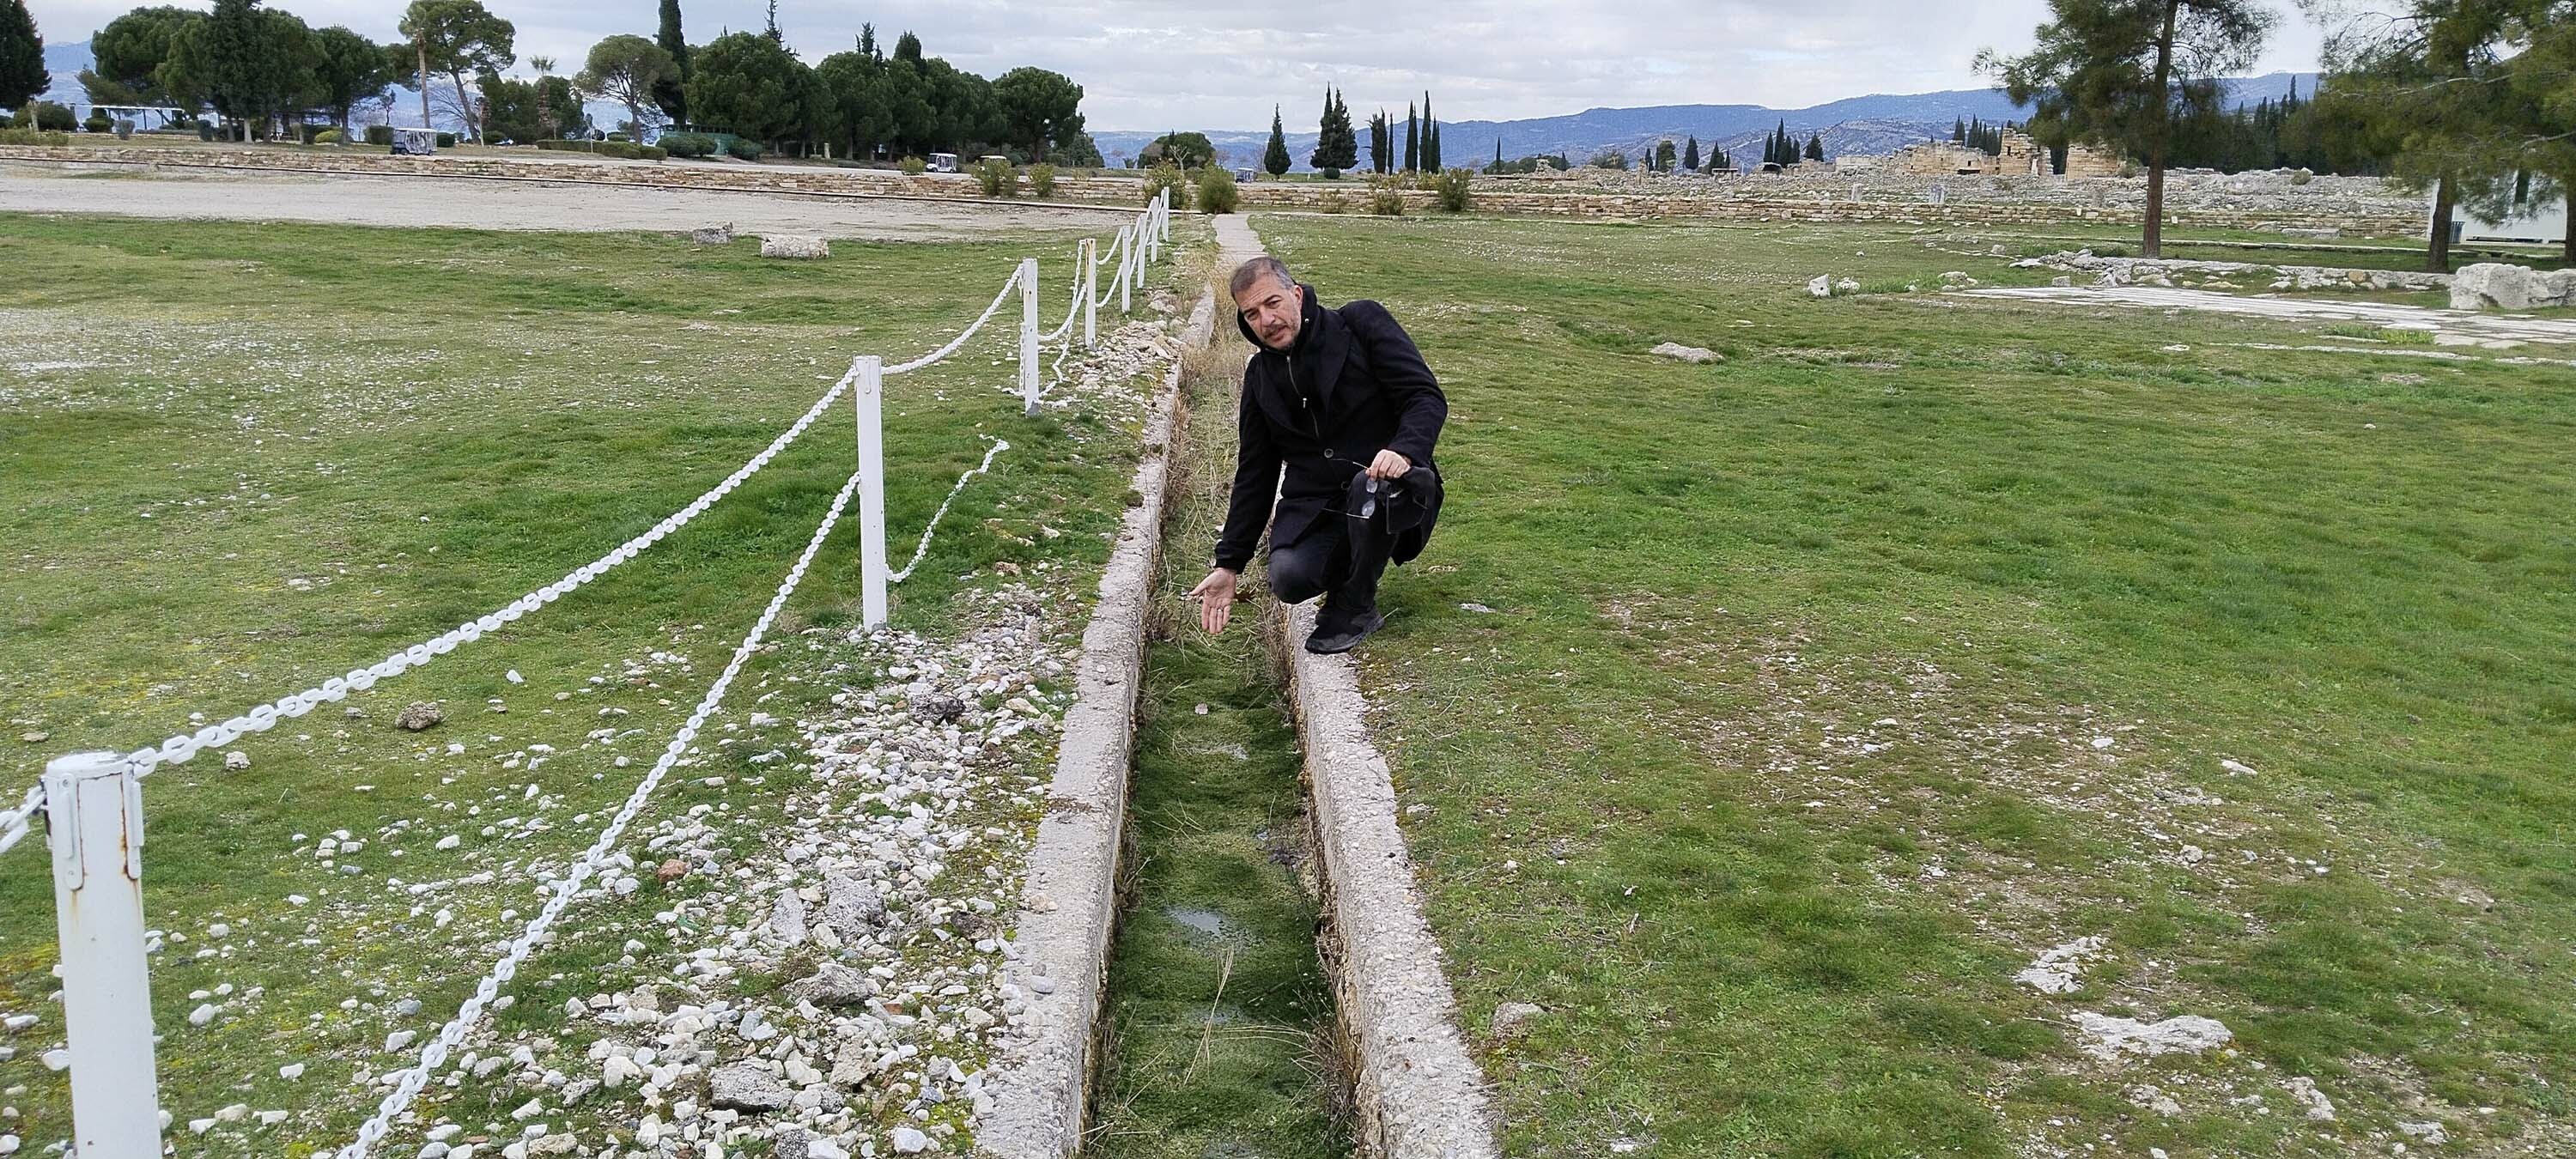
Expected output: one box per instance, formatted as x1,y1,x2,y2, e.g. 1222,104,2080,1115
1957,283,2576,346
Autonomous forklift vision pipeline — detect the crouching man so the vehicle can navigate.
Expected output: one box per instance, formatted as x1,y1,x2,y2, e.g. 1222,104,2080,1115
1187,256,1447,653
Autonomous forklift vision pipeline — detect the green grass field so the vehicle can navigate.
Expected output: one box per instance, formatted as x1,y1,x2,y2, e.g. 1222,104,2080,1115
1249,212,2576,1156
0,210,1197,1152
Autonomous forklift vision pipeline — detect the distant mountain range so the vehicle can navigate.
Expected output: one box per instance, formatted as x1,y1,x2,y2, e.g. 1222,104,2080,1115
1095,73,2318,173
33,44,2312,171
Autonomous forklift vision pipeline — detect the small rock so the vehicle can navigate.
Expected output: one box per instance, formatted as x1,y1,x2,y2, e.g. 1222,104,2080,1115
656,859,687,883
396,701,445,731
1807,275,1832,297
1491,1001,1543,1039
2075,1012,2232,1060
1648,342,1722,364
2287,1075,2336,1121
773,1128,810,1159
690,223,735,246
784,963,877,1008
890,1126,933,1154
16,731,46,743
708,1064,793,1112
761,234,830,260
820,873,885,940
1459,602,1497,614
279,1063,306,1080
224,750,251,771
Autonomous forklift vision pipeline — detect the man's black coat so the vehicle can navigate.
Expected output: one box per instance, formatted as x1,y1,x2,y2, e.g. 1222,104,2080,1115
1213,282,1448,573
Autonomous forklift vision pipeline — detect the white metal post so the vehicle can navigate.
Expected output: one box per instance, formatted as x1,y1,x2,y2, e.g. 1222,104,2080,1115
1119,230,1134,313
1081,236,1097,349
854,356,888,628
43,751,164,1159
1017,257,1040,416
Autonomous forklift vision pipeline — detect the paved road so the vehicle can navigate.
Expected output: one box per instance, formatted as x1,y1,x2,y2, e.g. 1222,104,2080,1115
1957,284,2576,346
0,161,1109,240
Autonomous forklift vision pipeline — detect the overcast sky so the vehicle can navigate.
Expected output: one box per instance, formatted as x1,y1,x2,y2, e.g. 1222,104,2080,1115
27,0,2332,130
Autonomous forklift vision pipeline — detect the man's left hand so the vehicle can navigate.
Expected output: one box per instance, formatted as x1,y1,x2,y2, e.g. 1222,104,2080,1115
1365,449,1412,480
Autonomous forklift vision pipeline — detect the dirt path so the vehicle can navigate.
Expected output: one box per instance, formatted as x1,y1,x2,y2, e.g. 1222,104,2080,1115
0,161,1115,240
1957,284,2576,346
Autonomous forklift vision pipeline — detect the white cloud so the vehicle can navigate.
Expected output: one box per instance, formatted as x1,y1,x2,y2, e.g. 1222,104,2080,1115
26,0,2330,130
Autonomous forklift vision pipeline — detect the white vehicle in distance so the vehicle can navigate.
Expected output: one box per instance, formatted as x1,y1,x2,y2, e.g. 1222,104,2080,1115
927,152,959,173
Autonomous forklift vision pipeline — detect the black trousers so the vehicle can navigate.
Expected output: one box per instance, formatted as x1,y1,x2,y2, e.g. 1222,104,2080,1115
1267,510,1395,608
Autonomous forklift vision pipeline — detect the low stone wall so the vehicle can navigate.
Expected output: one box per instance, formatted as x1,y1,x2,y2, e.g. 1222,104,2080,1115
0,143,2429,234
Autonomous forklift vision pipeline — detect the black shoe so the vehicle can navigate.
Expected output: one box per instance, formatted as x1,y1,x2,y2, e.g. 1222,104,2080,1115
1303,606,1385,654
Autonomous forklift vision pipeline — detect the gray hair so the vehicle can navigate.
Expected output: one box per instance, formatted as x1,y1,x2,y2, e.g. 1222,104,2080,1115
1229,256,1294,300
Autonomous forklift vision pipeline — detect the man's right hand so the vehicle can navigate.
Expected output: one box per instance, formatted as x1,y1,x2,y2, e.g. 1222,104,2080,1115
1188,567,1239,634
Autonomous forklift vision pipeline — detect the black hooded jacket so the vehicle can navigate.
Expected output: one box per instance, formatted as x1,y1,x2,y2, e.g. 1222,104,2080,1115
1214,282,1448,573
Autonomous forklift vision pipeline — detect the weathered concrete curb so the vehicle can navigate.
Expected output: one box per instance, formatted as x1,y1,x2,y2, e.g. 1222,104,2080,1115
1212,212,1500,1157
1280,603,1503,1159
978,288,1218,1156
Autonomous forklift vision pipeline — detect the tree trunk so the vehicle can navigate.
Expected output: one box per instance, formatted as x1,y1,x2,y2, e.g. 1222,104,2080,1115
2564,181,2573,265
2142,0,2180,259
2427,173,2455,273
416,34,432,138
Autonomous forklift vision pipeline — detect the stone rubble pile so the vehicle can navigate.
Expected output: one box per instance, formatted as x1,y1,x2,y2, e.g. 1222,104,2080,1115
2012,249,2453,293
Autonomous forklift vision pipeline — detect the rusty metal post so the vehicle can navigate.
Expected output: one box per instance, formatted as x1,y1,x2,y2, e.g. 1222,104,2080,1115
42,751,163,1158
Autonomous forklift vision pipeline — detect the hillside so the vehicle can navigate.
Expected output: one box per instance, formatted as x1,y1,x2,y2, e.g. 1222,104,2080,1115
1095,73,2317,173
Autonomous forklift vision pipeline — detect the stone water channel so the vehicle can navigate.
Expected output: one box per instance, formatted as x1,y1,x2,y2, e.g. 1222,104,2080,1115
1082,234,1353,1156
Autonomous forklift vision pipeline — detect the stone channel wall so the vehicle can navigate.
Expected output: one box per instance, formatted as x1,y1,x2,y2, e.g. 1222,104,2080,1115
0,143,2430,234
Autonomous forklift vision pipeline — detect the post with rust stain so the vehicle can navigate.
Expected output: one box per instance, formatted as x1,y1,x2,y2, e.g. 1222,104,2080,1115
42,751,164,1158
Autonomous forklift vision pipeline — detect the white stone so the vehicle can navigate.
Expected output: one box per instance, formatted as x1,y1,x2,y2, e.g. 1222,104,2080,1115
2451,263,2540,310
2075,1012,2233,1060
2014,935,2106,995
224,750,251,771
1648,342,1722,364
279,1063,306,1080
761,235,830,260
2287,1075,2336,1121
1807,275,1832,297
890,1126,933,1154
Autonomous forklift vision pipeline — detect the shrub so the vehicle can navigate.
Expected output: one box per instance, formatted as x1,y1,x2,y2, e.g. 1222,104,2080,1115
974,156,1020,197
1366,173,1406,216
898,155,927,175
15,102,75,131
315,129,343,145
1194,164,1238,213
1433,167,1473,213
726,138,762,161
436,132,457,149
0,127,70,147
1027,162,1057,198
659,132,717,158
82,110,113,134
1140,162,1186,208
2290,167,2313,185
1317,191,1349,214
197,120,216,142
641,145,666,161
365,124,392,146
113,119,135,140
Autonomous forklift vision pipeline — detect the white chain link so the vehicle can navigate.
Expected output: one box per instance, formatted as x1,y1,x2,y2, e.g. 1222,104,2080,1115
884,267,1025,376
337,468,866,1159
887,440,1012,584
75,357,871,790
0,781,46,856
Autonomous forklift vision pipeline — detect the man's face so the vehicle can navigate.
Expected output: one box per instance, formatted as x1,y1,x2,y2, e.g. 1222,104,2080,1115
1236,275,1302,350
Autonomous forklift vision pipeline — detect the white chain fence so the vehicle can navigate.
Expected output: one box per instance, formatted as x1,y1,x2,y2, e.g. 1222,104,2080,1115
337,467,866,1158
9,190,1177,1156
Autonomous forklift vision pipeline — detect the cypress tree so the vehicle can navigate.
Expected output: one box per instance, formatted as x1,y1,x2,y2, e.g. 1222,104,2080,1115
653,0,689,124
1683,136,1700,172
1264,105,1291,176
1493,136,1502,170
1404,101,1418,172
1421,92,1439,171
0,0,42,113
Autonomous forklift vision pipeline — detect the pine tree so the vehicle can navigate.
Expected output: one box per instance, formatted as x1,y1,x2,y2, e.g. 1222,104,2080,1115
1683,136,1700,172
1263,105,1291,176
1805,131,1825,161
1309,87,1356,176
1367,108,1388,173
1953,114,1967,142
1404,101,1418,172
